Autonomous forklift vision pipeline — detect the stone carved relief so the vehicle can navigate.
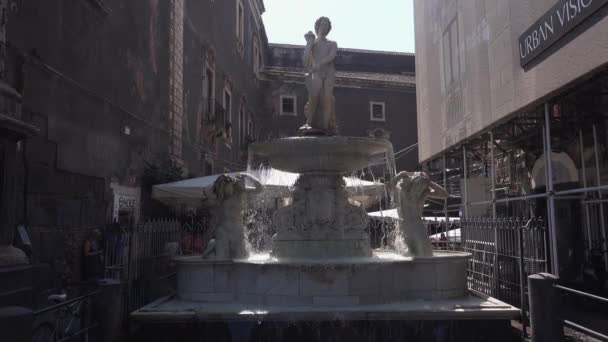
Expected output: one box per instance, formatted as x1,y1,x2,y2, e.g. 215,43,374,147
201,174,262,260
389,171,449,257
274,174,368,241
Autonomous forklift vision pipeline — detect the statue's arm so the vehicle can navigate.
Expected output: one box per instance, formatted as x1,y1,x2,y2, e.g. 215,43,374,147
241,174,263,194
303,46,313,68
302,32,315,67
388,171,410,189
428,181,449,199
202,187,218,204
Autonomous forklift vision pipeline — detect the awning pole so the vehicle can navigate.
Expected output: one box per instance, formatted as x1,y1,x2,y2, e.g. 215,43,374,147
463,145,468,219
545,103,559,275
443,153,449,249
579,130,593,256
592,124,608,270
490,131,499,297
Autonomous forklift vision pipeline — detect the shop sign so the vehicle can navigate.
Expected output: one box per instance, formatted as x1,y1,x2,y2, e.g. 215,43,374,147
519,0,608,67
117,195,137,210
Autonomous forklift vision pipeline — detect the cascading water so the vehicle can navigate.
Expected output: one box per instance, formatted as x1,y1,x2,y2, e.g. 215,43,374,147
244,139,400,260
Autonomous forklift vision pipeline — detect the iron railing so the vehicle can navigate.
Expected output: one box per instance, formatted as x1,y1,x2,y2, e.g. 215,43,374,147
125,219,181,318
461,216,548,333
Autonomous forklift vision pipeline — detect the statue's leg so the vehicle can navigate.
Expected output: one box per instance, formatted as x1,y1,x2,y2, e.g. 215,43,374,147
322,75,336,132
215,229,228,259
307,76,323,127
399,206,434,258
233,226,249,259
405,220,433,257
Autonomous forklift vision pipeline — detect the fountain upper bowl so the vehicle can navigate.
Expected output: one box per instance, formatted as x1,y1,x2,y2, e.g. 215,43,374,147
251,136,390,174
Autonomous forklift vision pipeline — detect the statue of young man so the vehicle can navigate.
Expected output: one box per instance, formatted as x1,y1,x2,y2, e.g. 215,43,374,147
301,16,338,135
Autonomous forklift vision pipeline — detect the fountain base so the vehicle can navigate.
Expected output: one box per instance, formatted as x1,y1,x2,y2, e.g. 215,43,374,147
131,251,519,324
175,251,469,306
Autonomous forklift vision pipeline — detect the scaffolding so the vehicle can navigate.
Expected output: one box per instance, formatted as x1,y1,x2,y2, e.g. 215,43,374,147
423,68,608,336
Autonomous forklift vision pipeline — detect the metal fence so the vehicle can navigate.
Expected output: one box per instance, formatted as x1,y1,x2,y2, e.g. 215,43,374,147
461,217,548,322
124,219,181,317
104,229,131,280
425,219,461,250
102,218,213,321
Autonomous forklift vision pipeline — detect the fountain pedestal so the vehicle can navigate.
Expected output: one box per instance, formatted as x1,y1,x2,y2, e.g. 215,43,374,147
272,174,371,259
131,136,519,325
251,136,389,259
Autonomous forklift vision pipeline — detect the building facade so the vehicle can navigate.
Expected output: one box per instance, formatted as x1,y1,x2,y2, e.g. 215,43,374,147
0,0,269,282
413,0,608,321
0,0,418,291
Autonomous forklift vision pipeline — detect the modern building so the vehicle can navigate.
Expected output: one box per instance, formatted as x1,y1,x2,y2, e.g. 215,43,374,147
414,0,608,327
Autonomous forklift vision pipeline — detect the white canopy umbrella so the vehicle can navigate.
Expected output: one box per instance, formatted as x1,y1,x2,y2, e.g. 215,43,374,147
429,228,461,243
152,170,384,207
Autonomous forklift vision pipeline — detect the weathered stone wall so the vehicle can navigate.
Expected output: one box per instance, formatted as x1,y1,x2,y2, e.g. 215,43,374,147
268,44,416,73
182,0,268,172
263,80,419,172
6,0,171,276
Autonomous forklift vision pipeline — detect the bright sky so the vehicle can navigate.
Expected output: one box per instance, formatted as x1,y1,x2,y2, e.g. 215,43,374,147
262,0,415,53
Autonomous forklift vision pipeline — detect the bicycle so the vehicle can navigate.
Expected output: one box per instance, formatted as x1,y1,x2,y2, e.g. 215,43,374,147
32,282,100,342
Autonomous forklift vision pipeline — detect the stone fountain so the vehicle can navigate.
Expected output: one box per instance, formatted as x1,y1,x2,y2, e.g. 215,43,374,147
132,17,518,333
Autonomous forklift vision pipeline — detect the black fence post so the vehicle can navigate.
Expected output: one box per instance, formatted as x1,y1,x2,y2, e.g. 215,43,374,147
518,220,527,336
528,273,562,342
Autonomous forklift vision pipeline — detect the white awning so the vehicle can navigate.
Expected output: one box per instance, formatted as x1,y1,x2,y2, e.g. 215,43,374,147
368,209,460,222
430,228,461,243
152,170,383,206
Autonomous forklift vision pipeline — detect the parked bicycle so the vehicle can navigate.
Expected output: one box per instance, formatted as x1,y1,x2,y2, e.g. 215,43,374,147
32,283,101,342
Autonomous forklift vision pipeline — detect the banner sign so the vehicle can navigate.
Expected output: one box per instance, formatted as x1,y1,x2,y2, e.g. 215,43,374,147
519,0,608,66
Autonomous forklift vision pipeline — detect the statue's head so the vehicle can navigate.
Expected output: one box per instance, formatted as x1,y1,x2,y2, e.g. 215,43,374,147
212,174,239,201
315,16,332,37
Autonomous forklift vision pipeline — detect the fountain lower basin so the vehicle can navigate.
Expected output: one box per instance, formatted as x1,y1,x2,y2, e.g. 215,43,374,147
175,251,469,306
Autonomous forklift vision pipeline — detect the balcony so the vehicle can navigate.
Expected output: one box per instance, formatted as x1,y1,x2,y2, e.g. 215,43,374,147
201,98,231,144
0,80,38,140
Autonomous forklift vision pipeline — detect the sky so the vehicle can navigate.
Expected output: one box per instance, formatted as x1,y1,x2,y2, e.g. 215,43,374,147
262,0,415,53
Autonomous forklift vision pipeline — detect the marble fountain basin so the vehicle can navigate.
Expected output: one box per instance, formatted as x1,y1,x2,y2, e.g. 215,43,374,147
175,251,470,307
250,137,390,174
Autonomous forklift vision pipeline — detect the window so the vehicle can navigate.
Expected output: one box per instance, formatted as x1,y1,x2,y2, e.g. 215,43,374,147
236,0,245,48
252,37,264,75
257,47,264,73
442,18,460,89
203,155,213,176
370,102,386,122
280,95,297,116
223,87,232,142
239,105,247,147
204,65,215,120
253,40,260,73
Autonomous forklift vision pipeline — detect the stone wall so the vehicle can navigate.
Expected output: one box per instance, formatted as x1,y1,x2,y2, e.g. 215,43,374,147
5,0,171,279
182,0,268,172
